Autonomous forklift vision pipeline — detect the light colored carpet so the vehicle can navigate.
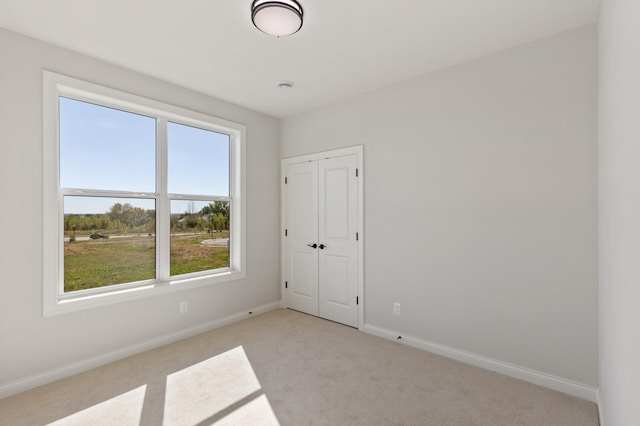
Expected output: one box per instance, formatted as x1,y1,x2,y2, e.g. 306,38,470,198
0,308,598,425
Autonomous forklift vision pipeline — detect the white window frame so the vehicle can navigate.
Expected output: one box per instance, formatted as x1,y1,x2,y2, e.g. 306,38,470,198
43,71,246,316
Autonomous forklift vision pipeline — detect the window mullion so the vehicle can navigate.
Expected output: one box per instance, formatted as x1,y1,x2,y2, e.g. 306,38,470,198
157,117,170,281
59,189,158,199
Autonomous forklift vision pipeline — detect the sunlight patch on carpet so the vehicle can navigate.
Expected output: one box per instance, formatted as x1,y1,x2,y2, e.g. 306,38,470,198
48,385,146,425
215,394,279,425
164,345,277,424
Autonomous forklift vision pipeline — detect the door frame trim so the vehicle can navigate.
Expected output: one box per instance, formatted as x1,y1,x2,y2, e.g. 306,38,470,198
281,145,364,330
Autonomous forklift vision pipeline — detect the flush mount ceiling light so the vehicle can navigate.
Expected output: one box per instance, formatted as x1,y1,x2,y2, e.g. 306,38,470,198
277,80,294,89
251,0,304,37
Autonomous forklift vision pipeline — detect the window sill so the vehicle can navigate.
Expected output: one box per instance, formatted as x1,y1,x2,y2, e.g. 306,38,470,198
43,269,246,317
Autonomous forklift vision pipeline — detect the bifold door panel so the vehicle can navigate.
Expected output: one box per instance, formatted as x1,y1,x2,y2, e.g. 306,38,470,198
286,161,319,316
318,156,358,326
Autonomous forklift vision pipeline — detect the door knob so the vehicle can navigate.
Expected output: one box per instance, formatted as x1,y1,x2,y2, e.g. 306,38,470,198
307,243,317,249
318,244,326,249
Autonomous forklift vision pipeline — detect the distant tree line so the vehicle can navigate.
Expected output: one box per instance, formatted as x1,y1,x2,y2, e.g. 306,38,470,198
64,203,155,234
65,201,230,234
170,201,230,232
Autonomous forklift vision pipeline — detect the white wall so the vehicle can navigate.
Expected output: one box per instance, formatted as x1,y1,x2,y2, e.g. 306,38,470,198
598,0,640,424
0,28,281,394
282,25,598,387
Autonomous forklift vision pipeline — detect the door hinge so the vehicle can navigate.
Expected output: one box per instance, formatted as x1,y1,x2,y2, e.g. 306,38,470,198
356,296,359,305
285,281,288,289
285,177,288,184
356,168,359,177
285,229,288,236
356,232,359,241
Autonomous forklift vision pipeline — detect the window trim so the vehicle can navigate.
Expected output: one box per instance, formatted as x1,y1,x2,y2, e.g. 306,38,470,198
43,70,246,317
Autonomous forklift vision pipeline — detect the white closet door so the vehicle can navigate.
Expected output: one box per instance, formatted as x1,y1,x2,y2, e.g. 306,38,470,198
318,155,358,327
285,161,319,316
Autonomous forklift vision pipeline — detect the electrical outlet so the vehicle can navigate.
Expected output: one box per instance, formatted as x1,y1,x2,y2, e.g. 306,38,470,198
179,301,188,314
393,302,401,315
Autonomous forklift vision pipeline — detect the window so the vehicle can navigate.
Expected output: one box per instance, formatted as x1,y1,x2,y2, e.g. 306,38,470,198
43,71,246,316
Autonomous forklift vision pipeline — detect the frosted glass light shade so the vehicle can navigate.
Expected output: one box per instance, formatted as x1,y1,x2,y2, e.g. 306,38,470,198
251,0,303,37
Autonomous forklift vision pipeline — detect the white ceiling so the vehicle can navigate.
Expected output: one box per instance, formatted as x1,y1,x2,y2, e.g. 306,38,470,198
0,0,599,118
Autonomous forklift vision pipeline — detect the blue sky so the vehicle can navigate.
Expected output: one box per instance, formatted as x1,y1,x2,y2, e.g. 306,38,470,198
60,97,229,214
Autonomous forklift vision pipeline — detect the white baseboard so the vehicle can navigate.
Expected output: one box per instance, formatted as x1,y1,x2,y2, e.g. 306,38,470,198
0,301,281,399
363,323,598,403
597,390,605,425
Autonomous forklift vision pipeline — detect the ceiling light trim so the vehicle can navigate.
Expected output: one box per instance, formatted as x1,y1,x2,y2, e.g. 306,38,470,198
277,80,295,89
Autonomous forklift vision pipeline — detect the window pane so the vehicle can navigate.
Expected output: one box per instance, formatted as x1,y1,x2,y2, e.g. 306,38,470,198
59,97,156,192
168,122,229,196
64,196,156,292
170,200,230,276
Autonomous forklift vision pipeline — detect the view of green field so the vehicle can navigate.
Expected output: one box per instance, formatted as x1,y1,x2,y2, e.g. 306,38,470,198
64,232,230,292
64,201,231,292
